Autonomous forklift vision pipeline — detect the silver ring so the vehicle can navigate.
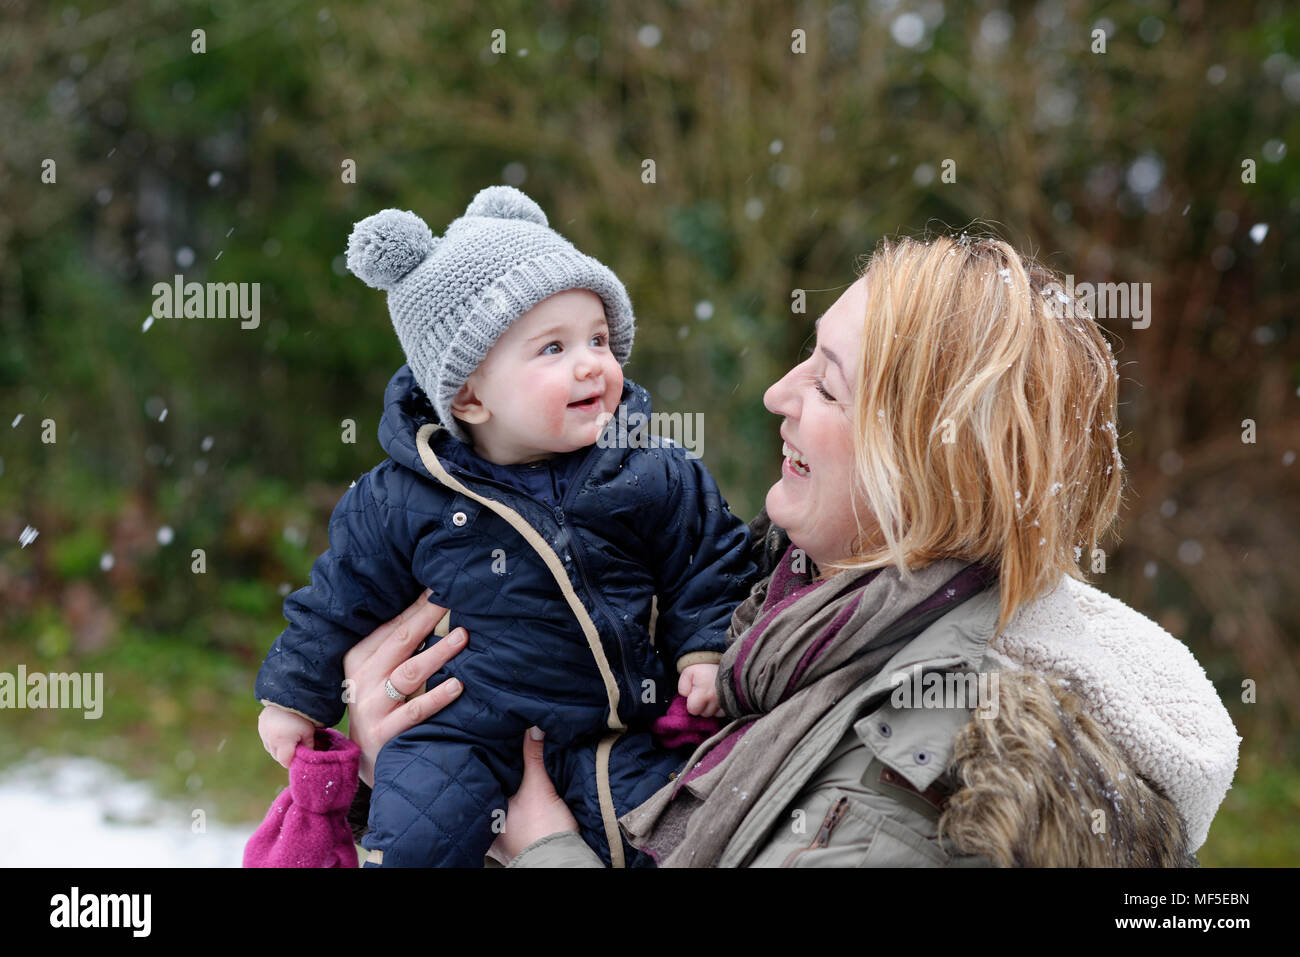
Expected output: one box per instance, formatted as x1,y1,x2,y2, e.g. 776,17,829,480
384,678,406,702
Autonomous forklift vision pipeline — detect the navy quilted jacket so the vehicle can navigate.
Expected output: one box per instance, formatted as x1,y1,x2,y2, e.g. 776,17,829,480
255,363,755,749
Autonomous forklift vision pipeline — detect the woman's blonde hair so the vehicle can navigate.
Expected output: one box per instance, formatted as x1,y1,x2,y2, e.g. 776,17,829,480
826,231,1125,634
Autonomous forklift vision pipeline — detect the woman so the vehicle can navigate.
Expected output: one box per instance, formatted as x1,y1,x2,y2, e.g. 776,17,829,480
342,233,1239,867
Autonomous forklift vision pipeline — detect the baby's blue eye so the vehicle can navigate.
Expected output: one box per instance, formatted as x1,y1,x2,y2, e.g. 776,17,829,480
590,333,608,347
541,342,562,356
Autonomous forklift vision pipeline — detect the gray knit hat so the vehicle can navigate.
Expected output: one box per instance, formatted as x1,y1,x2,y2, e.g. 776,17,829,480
345,186,635,444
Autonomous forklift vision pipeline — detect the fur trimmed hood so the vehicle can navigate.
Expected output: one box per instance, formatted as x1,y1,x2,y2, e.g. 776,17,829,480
941,669,1197,867
984,576,1241,853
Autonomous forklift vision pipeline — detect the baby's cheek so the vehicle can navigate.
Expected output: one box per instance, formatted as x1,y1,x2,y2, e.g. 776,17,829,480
540,399,567,439
604,363,624,410
518,369,569,436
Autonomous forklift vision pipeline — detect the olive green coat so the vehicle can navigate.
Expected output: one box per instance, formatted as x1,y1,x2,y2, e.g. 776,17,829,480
508,586,1003,868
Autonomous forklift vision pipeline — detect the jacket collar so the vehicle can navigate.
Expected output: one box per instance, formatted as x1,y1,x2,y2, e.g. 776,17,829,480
378,363,654,484
857,584,1002,702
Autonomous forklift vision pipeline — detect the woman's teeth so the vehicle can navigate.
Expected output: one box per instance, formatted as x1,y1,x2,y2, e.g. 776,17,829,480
783,442,811,477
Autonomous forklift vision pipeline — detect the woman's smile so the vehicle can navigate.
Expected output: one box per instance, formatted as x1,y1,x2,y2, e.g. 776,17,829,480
781,441,811,478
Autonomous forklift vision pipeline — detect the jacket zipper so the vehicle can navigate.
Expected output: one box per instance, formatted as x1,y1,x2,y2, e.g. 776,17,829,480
556,503,639,716
434,436,640,719
553,445,642,718
781,796,850,867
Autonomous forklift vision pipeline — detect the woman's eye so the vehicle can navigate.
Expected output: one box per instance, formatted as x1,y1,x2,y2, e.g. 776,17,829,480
541,342,562,356
815,380,836,402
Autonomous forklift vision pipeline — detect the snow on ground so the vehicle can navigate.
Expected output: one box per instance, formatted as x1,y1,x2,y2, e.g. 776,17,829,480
0,754,254,867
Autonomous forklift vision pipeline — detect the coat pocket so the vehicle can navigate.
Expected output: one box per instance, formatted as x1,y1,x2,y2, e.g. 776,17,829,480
780,788,952,868
856,809,952,867
412,495,492,610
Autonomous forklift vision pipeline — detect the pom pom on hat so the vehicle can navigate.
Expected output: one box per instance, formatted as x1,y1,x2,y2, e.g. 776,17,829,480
346,209,438,290
462,185,548,226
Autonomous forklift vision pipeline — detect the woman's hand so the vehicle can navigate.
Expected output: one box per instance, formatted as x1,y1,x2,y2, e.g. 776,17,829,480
486,728,580,865
342,588,468,787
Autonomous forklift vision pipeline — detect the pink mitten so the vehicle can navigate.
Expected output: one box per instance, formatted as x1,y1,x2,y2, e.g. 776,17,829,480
243,728,360,868
650,694,727,750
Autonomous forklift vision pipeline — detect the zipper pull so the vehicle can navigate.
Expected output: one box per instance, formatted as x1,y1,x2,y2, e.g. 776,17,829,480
553,508,568,553
812,796,850,848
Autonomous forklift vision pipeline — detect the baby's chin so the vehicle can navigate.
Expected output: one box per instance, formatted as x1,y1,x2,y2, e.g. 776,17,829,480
521,427,601,459
557,423,607,453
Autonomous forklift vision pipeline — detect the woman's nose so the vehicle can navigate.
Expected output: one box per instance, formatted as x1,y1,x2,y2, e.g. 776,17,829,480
764,367,797,417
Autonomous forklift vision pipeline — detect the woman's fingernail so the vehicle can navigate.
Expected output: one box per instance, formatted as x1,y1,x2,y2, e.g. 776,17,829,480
444,678,462,696
448,628,467,646
529,726,545,741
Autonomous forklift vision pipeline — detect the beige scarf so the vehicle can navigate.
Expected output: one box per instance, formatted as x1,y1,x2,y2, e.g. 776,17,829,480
621,543,993,867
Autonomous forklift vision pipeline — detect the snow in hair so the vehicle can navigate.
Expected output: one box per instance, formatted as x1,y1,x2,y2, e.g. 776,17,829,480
826,232,1125,636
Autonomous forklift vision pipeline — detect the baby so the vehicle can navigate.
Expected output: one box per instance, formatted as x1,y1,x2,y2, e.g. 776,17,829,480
254,186,756,867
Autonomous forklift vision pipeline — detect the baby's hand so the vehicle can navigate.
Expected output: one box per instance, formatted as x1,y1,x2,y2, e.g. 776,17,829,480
678,663,722,718
258,704,317,769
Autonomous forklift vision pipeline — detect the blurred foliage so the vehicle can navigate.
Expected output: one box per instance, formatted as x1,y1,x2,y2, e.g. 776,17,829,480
1,0,1298,862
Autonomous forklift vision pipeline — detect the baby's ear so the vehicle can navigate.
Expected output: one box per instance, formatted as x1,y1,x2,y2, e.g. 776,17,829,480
450,379,491,425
